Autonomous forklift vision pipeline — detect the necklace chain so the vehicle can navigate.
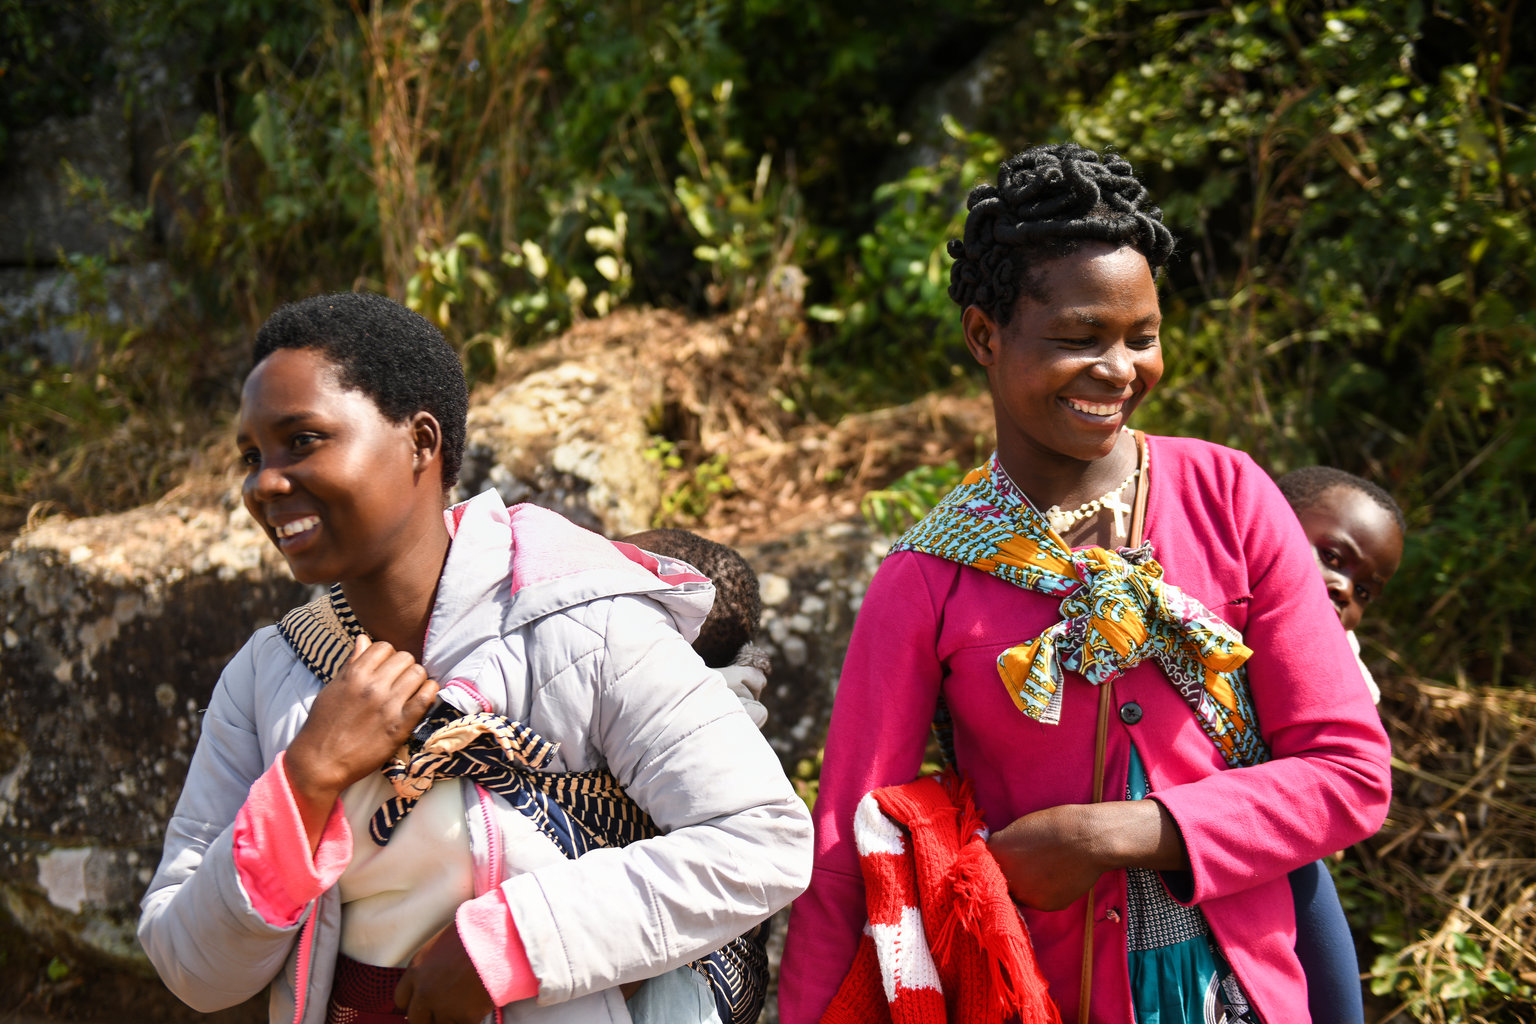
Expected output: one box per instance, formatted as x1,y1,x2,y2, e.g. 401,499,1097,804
1044,466,1136,537
998,429,1142,538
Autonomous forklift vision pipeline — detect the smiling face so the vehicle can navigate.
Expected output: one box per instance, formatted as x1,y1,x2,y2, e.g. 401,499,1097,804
963,242,1163,493
236,346,446,589
1294,485,1404,632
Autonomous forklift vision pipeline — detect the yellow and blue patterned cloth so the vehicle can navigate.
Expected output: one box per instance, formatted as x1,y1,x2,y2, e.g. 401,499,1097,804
892,452,1269,770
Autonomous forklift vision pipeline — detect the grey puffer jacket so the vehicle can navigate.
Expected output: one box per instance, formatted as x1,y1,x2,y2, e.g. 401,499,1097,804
138,490,813,1023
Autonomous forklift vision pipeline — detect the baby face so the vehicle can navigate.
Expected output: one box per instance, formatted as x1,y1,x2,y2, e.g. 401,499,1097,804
1294,485,1404,632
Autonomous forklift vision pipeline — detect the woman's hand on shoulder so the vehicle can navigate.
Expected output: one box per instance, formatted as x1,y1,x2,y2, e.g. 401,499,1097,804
987,800,1189,911
395,923,495,1024
285,635,439,821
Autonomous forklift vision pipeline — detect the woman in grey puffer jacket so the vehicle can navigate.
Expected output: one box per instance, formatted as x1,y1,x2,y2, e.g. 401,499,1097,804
138,292,812,1024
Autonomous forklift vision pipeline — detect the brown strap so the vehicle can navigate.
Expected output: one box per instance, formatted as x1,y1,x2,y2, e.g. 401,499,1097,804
1078,676,1116,1024
1128,430,1151,548
1079,430,1150,1024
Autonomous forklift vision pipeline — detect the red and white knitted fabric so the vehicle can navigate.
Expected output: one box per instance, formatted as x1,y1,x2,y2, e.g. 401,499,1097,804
820,775,1062,1024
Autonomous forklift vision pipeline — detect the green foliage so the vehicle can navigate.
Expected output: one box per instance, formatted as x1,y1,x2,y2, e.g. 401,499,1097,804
643,438,736,527
7,1,1530,699
792,746,823,812
1077,0,1535,690
714,0,1014,228
1335,858,1535,1021
3,0,1014,526
1369,925,1534,1021
0,173,228,523
133,4,376,319
670,74,804,311
403,206,632,382
859,460,964,535
809,117,1004,403
0,0,114,150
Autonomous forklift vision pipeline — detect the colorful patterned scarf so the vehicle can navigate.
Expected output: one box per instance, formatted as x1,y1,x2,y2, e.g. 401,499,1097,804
891,450,1269,770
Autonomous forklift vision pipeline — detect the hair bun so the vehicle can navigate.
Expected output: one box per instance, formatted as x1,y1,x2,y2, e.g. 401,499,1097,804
948,143,1176,322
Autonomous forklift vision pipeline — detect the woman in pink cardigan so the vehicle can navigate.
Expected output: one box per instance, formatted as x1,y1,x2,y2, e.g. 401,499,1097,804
777,144,1392,1023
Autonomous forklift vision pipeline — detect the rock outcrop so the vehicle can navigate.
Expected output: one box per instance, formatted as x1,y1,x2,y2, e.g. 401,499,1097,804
0,318,882,994
743,524,885,776
0,494,308,970
454,348,663,538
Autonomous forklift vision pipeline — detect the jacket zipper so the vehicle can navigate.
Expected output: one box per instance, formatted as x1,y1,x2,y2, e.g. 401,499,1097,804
455,676,506,1024
291,904,317,1024
473,782,507,1024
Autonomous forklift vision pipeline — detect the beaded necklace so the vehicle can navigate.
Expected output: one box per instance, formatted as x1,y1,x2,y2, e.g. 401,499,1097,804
998,430,1143,539
1044,464,1138,538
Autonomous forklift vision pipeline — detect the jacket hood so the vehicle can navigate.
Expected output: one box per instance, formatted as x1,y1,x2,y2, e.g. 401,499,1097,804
422,488,714,689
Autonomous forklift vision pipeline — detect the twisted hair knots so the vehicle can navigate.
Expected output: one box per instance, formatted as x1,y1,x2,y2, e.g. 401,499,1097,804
948,143,1176,323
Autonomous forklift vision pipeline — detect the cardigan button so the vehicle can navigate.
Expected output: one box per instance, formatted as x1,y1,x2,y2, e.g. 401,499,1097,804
1119,701,1143,725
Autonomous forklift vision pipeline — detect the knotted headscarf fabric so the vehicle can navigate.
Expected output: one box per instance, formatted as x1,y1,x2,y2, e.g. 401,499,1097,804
892,455,1269,770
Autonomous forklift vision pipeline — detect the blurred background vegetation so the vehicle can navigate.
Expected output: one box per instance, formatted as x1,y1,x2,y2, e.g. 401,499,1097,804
2,1,1532,1019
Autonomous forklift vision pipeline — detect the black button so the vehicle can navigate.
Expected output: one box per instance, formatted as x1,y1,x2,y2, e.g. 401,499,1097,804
1119,701,1143,725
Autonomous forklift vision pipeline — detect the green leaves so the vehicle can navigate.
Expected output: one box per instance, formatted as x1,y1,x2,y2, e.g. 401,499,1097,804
860,462,964,536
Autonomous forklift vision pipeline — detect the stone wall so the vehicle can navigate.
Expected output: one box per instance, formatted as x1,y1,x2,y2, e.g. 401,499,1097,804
0,333,874,998
0,497,308,969
0,49,192,364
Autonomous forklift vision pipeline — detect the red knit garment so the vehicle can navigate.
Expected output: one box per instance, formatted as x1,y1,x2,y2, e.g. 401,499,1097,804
820,775,1062,1024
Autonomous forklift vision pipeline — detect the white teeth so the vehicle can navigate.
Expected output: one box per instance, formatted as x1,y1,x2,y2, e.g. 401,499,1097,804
274,516,319,538
1068,399,1122,416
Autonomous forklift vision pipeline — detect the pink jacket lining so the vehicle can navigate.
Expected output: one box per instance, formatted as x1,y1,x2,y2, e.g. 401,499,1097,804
231,751,352,928
231,749,538,1005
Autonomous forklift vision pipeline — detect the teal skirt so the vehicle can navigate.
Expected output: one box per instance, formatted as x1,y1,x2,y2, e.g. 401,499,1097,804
1124,748,1261,1024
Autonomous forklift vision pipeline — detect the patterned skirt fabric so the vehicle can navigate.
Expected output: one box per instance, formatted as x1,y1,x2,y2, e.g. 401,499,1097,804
325,954,408,1024
1125,749,1261,1024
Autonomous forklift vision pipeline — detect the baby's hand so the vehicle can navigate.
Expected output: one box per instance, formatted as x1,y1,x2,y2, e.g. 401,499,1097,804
286,636,439,811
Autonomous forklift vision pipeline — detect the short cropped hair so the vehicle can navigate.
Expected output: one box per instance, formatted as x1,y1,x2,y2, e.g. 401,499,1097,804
948,142,1177,323
623,528,762,668
1275,465,1406,534
253,292,469,490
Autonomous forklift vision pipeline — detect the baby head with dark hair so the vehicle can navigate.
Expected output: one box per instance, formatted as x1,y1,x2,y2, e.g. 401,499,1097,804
1276,466,1406,632
252,292,469,490
621,528,762,669
948,142,1177,323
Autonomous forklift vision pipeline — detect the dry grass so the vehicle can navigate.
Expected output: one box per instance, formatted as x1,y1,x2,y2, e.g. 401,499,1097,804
355,0,553,295
491,297,996,545
1357,676,1536,1021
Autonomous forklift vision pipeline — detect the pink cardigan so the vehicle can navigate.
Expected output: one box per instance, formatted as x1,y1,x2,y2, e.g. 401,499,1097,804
778,436,1392,1024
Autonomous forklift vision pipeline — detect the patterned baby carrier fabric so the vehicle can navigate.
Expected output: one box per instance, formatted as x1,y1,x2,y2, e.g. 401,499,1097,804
891,452,1271,770
278,586,770,1023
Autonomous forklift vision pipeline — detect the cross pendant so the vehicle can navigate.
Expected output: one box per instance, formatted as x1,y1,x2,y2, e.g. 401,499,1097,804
1103,491,1133,537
